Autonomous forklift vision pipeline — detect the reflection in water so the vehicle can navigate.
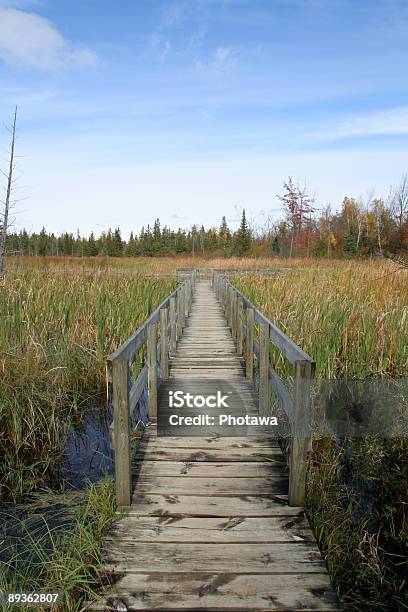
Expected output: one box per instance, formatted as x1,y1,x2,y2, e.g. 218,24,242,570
57,406,114,489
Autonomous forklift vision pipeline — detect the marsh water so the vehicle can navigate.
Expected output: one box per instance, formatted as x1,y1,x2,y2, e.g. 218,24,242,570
0,404,116,568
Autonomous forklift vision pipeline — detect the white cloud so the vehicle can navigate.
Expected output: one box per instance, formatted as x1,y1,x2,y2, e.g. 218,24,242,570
0,0,42,6
159,40,171,63
215,46,231,65
186,27,206,50
195,46,235,75
161,4,183,28
314,106,408,141
148,32,172,63
0,8,97,69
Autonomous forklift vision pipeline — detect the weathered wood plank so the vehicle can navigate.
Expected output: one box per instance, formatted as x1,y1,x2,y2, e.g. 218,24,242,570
289,360,315,506
128,364,147,413
106,515,313,543
132,461,287,477
90,573,339,611
103,542,328,573
259,322,269,416
136,447,284,462
133,476,288,496
246,307,254,380
112,359,132,507
160,307,169,380
123,494,299,517
140,436,281,449
147,323,157,418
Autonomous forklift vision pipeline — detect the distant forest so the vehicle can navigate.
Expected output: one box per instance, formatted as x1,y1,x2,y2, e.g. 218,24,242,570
5,176,408,258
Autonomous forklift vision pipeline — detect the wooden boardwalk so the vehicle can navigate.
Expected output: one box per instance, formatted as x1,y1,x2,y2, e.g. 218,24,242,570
92,280,340,611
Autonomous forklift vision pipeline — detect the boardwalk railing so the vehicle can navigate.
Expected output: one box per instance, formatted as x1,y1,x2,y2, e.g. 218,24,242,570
106,270,196,506
212,270,316,506
176,267,288,279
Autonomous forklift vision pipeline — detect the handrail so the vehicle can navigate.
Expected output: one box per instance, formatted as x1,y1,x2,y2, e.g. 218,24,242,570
212,270,316,507
106,270,197,506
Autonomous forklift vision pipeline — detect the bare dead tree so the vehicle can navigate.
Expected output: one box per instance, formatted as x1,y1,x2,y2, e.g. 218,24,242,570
277,177,299,258
391,173,408,233
0,106,18,277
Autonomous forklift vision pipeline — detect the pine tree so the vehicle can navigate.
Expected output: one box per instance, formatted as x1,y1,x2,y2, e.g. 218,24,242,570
219,216,231,256
112,228,123,256
126,231,138,256
87,231,98,256
233,209,252,256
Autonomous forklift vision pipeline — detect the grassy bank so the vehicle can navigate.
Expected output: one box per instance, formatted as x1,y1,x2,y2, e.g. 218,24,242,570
234,260,408,610
0,479,116,611
0,264,176,500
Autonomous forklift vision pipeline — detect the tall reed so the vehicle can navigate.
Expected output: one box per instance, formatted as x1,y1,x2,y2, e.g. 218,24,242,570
234,260,408,609
0,266,176,499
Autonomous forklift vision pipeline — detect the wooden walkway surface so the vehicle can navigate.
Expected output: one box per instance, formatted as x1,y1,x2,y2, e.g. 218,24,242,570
91,281,340,611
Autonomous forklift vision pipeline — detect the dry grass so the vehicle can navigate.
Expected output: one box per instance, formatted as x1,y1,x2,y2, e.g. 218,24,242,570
233,259,408,610
234,258,408,378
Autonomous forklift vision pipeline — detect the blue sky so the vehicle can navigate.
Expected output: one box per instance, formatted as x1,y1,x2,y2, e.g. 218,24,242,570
0,0,407,236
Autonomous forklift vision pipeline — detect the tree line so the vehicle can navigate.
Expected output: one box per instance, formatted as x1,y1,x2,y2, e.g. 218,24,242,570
4,176,408,259
6,211,252,258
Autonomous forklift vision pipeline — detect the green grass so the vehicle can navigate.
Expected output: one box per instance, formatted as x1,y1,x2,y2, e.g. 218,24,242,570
0,267,176,500
0,479,116,611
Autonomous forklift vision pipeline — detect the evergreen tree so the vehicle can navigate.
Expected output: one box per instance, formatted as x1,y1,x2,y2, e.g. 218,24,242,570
233,209,252,256
38,227,48,256
219,216,231,256
152,218,162,254
126,231,138,256
87,231,98,256
112,228,123,256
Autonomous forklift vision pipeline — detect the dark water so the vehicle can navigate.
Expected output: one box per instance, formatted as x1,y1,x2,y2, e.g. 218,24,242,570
0,405,116,569
54,381,150,490
56,406,114,489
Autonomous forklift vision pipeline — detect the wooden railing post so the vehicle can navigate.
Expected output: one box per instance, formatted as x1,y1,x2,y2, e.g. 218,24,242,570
178,287,185,332
259,322,269,415
231,290,237,338
169,296,176,355
147,322,158,417
185,281,190,318
189,278,193,312
160,307,169,380
246,307,254,380
288,360,315,506
237,296,244,355
112,358,131,506
228,286,233,328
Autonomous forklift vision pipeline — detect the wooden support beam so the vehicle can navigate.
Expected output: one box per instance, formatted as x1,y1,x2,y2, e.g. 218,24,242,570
169,297,176,355
178,287,185,332
246,307,254,380
112,358,131,507
160,307,169,381
288,360,315,506
259,322,269,415
184,281,190,318
237,296,244,355
147,323,158,418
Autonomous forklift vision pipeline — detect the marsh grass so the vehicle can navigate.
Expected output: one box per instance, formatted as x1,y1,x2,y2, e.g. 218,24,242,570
234,260,408,609
2,256,408,609
0,265,176,499
0,478,116,611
